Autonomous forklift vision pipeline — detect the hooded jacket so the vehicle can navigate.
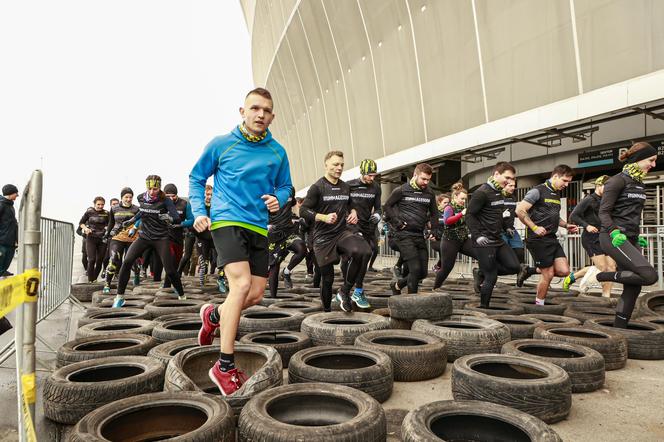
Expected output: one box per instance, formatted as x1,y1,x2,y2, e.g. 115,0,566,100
0,196,18,247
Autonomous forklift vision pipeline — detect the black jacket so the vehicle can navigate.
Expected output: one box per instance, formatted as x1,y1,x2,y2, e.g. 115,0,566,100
300,177,351,246
383,183,438,237
466,183,505,246
570,192,601,230
0,196,18,247
599,172,646,238
79,207,109,240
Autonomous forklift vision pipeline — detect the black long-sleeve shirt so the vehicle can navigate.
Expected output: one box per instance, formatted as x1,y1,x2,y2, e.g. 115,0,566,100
300,177,351,245
502,195,517,231
347,178,382,235
466,183,505,246
569,192,601,229
132,193,181,241
79,207,109,239
269,187,297,240
106,203,140,238
383,183,438,237
599,172,646,237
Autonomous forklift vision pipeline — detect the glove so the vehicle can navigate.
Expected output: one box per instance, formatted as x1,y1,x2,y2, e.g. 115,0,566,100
476,236,490,246
267,224,274,233
369,212,381,225
159,213,172,222
128,228,136,237
505,228,515,238
122,220,133,228
610,229,627,247
638,236,648,248
101,236,109,244
461,208,467,216
398,221,408,231
171,223,182,229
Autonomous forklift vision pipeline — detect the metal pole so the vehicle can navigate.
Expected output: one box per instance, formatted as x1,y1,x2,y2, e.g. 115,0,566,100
18,170,42,440
658,227,663,290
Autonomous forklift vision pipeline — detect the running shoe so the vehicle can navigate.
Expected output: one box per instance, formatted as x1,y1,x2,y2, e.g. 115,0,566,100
140,270,147,279
390,281,401,296
304,274,314,283
351,289,370,309
562,273,575,292
392,265,402,279
132,272,140,287
198,304,220,346
217,276,228,294
338,290,353,312
208,362,244,396
579,266,600,293
112,296,125,308
516,265,530,288
178,294,187,301
281,269,293,289
102,284,111,294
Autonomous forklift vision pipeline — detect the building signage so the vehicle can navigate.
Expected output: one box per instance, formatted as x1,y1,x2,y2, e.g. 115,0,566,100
577,137,664,168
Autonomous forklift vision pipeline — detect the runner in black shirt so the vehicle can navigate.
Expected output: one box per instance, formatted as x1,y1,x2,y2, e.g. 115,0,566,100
466,162,521,307
342,159,381,308
102,188,139,292
300,151,372,312
385,163,439,295
196,185,217,288
160,183,195,290
79,197,109,283
112,175,186,307
585,142,658,327
515,165,579,305
267,186,307,296
430,193,450,272
563,175,616,296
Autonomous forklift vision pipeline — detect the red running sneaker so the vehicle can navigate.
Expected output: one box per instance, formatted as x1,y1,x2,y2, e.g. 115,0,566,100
208,362,244,396
198,304,219,346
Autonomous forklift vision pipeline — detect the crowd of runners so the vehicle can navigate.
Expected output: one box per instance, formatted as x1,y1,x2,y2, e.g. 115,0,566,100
77,87,658,396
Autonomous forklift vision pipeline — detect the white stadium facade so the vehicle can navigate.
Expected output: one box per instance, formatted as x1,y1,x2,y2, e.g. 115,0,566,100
240,0,664,224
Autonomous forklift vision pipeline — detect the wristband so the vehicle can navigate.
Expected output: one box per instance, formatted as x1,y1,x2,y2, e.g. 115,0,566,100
530,225,539,232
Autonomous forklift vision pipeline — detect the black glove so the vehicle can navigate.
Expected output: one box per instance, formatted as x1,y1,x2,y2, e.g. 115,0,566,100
398,221,408,231
369,213,381,225
505,228,515,238
122,220,133,229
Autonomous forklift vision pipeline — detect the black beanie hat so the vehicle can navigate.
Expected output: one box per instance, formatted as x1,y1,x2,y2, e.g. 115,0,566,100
2,184,18,196
120,187,133,198
164,183,178,195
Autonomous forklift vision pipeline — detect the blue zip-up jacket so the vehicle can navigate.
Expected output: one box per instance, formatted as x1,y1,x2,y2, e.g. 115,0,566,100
189,126,293,234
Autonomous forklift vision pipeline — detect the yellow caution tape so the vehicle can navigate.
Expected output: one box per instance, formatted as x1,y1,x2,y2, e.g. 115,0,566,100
0,269,40,319
21,373,36,405
20,385,37,442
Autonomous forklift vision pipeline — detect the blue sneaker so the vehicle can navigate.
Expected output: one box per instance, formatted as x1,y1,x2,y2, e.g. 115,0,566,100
102,285,111,294
351,289,370,309
112,296,125,308
335,293,343,304
132,273,140,286
217,277,228,294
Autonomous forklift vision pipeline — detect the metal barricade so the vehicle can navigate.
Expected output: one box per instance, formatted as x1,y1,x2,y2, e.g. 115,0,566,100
37,218,74,320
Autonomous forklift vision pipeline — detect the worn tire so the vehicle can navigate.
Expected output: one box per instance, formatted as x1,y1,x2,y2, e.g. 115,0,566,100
151,315,203,343
355,330,446,381
640,315,664,327
164,344,283,416
237,309,305,337
584,318,664,360
502,339,605,393
288,345,393,402
464,302,525,316
563,306,616,323
238,383,386,442
91,290,145,306
523,314,581,328
402,399,562,442
144,299,205,318
97,299,149,309
259,293,305,306
508,300,567,315
533,326,628,370
552,296,614,308
388,292,453,321
412,315,511,361
372,308,413,330
453,308,488,318
301,312,390,346
492,315,543,339
365,291,395,309
131,286,162,295
147,338,205,366
70,391,234,442
75,319,155,339
239,330,312,368
43,356,165,424
70,282,105,302
636,291,664,317
77,308,150,327
451,353,572,424
56,333,158,368
509,287,579,298
268,300,322,314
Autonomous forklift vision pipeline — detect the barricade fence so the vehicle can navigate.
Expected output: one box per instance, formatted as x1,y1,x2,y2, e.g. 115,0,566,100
377,225,664,290
37,218,74,321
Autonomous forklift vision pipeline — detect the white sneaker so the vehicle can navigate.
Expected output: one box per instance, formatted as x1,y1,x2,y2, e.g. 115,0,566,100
579,266,600,293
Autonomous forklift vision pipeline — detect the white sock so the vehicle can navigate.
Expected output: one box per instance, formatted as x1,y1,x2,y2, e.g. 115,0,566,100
535,297,545,305
283,268,290,275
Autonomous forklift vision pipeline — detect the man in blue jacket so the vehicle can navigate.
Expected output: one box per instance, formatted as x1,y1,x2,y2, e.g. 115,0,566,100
191,88,292,396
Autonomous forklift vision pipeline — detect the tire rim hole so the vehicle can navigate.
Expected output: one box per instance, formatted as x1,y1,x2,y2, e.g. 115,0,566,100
471,362,547,380
95,324,142,331
520,345,584,358
68,365,145,382
323,319,365,325
266,395,358,426
166,323,202,331
372,337,426,346
430,415,530,441
100,405,207,441
252,335,298,344
551,329,607,339
307,354,375,369
74,341,137,351
245,312,291,319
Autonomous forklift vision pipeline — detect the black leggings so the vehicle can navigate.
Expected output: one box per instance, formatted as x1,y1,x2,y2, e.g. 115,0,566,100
340,237,375,289
434,238,476,289
368,241,379,269
268,239,308,297
105,240,134,285
396,237,429,294
597,233,658,327
514,247,525,264
117,237,184,296
177,235,196,275
319,235,372,311
81,238,88,270
196,237,214,285
85,236,107,282
475,244,521,306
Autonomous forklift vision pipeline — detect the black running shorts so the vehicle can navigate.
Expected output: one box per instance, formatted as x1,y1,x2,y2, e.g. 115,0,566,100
211,226,269,277
526,237,566,268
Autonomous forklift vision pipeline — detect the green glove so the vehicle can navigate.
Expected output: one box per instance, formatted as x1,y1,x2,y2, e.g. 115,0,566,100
610,229,627,247
638,236,648,248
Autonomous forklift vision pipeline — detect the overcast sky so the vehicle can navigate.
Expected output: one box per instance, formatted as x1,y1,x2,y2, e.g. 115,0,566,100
0,1,253,223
